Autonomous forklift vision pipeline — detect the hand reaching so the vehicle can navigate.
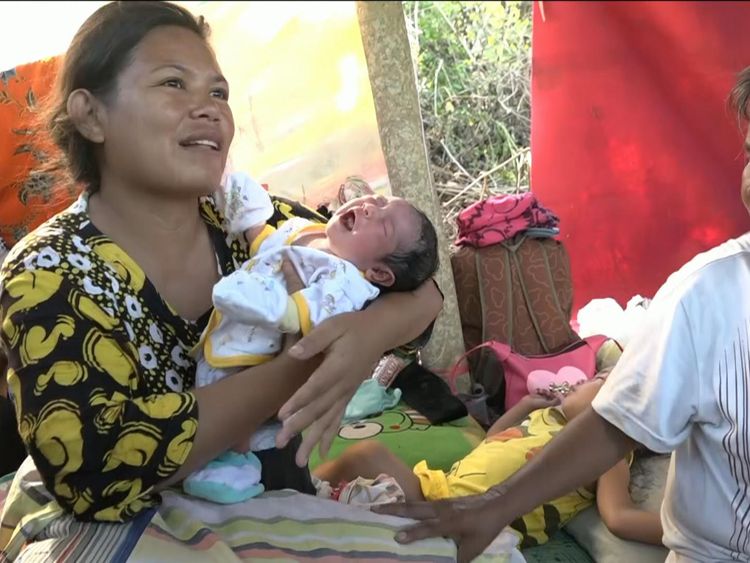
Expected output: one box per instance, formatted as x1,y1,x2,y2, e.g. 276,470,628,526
373,489,509,563
275,311,380,466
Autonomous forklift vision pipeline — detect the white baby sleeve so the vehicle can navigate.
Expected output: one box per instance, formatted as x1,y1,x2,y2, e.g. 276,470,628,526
212,268,298,331
290,259,379,335
214,171,274,236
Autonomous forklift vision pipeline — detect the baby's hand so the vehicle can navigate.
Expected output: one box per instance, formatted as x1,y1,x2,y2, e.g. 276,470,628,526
244,224,266,247
281,258,305,295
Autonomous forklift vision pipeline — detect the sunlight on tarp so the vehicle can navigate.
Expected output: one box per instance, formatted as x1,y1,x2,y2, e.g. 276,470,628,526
0,1,388,207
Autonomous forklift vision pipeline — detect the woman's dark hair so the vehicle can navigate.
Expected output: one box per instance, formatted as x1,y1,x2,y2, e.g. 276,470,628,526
44,1,209,192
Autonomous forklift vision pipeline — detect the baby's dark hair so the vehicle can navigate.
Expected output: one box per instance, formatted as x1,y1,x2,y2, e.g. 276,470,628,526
380,205,439,292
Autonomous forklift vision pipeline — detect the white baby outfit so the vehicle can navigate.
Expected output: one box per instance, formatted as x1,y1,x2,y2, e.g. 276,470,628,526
184,172,379,504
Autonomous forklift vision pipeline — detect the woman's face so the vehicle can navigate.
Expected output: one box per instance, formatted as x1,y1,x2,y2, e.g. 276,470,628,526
97,25,234,198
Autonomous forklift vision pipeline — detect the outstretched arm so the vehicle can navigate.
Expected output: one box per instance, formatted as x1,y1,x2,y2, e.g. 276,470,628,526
375,408,635,563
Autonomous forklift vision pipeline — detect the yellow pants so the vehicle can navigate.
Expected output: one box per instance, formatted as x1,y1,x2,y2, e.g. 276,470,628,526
413,408,594,548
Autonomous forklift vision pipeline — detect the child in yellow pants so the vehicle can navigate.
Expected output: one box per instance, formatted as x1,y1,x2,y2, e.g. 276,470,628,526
314,373,663,549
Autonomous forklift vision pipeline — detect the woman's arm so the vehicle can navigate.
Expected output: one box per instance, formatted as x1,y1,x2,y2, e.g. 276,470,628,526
358,279,445,352
1,267,318,521
163,258,316,486
596,459,664,545
160,344,318,487
276,278,444,465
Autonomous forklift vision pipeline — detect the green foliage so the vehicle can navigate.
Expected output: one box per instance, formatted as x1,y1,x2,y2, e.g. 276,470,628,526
404,1,532,206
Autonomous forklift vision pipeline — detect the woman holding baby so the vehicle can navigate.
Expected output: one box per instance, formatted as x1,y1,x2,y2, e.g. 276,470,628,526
0,0,442,531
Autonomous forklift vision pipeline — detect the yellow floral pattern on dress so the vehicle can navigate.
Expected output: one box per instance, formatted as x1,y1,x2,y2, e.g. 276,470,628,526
0,192,324,522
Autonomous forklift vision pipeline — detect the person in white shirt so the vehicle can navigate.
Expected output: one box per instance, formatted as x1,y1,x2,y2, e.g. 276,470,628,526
375,68,750,563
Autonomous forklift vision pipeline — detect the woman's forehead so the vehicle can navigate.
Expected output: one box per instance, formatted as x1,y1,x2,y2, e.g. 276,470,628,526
128,26,220,74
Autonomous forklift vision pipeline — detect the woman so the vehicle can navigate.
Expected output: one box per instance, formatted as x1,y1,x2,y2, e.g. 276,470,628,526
0,0,442,524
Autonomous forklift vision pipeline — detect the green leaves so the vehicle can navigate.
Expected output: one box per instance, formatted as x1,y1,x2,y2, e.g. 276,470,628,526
403,1,531,197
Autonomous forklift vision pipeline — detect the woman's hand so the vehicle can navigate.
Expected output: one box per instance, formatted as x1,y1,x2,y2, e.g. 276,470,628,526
275,257,357,467
276,279,443,467
373,489,509,563
275,311,381,465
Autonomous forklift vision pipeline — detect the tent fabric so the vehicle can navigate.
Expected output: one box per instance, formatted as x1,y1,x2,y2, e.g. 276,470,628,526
531,1,750,314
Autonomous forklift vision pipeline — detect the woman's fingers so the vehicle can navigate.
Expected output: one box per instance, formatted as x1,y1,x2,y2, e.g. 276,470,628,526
286,314,346,361
276,310,382,463
319,399,348,456
276,378,341,449
294,407,332,466
293,416,323,466
394,518,449,544
311,397,348,461
372,500,440,520
278,348,350,421
279,363,344,424
279,380,351,465
290,392,348,465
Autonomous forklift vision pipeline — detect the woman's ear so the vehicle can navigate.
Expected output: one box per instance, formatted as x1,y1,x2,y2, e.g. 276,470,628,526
66,89,106,144
365,264,395,287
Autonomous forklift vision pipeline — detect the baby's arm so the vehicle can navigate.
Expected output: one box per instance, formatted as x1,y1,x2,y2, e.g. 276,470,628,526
290,260,380,335
596,459,664,545
213,268,301,333
244,224,269,249
215,171,274,243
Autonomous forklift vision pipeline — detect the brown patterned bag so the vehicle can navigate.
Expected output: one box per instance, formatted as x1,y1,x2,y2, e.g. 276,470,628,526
450,234,580,412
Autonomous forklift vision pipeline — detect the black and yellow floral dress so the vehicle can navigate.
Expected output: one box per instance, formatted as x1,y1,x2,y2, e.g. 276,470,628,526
0,192,328,522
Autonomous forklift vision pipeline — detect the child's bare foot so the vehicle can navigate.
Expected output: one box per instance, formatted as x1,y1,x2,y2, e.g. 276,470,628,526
313,440,424,501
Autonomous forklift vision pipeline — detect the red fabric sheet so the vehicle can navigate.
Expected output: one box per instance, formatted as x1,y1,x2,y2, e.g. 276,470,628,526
531,1,750,315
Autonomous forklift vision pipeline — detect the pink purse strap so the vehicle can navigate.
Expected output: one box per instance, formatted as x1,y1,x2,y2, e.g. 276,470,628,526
444,335,610,394
445,340,511,394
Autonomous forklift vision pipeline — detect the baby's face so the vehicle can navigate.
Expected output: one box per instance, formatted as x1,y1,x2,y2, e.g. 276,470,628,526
560,373,608,421
326,195,421,279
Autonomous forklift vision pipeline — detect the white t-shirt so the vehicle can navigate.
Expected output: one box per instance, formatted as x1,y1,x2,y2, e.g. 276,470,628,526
593,233,750,563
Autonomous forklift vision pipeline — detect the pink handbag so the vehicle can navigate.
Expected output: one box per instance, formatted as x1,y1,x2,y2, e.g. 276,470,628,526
448,335,609,411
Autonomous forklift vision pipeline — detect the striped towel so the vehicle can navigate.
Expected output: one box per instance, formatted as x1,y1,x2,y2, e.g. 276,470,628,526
1,458,522,562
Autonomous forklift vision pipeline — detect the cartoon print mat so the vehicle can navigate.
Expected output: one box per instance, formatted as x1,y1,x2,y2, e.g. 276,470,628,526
308,402,486,472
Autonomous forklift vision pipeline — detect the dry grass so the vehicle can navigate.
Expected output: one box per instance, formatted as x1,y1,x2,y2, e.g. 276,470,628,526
404,1,532,241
